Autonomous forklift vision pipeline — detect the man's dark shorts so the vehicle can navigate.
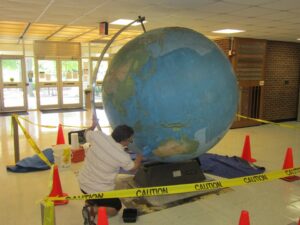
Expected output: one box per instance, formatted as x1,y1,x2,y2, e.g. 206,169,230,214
81,189,122,211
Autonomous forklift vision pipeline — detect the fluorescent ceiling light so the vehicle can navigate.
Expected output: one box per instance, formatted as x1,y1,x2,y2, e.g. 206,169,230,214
213,29,245,34
110,19,146,26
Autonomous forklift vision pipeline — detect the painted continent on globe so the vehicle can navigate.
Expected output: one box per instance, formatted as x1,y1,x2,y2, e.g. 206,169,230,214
102,27,238,162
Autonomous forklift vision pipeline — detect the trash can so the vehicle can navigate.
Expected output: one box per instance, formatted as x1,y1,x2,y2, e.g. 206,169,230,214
85,89,91,110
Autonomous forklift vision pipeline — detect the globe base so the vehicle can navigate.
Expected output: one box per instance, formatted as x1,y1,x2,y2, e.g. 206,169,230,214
134,159,206,188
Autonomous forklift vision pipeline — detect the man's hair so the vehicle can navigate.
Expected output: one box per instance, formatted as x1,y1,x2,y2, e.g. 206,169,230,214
111,125,134,143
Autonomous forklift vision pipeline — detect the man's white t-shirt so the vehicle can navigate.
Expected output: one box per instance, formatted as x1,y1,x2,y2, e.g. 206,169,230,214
78,130,134,193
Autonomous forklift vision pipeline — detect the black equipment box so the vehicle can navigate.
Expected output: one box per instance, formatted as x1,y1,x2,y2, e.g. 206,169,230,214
134,159,206,187
122,208,138,223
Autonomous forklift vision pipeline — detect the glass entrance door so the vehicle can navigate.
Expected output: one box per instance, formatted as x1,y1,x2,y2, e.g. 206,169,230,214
36,59,83,110
0,56,28,112
61,60,82,108
36,59,59,109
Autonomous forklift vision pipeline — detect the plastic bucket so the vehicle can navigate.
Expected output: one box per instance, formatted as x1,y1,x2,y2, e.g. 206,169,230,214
52,144,71,169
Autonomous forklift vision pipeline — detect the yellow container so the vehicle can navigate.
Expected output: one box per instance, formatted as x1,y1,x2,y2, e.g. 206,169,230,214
52,144,71,169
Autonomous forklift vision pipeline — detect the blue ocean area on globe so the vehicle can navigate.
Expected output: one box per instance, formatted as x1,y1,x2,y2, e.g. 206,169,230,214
102,27,238,162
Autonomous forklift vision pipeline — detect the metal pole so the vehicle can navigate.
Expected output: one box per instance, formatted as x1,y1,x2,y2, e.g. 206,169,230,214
12,116,20,163
90,16,146,130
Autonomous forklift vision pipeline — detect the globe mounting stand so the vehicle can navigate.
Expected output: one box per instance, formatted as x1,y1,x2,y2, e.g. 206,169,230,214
90,16,147,129
134,158,206,188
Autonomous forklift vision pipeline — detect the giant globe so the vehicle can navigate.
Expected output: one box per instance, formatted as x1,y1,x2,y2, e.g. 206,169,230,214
102,27,238,162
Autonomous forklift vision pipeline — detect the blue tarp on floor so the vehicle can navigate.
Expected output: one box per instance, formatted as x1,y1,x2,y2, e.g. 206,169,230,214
6,149,265,178
6,148,54,173
198,153,265,178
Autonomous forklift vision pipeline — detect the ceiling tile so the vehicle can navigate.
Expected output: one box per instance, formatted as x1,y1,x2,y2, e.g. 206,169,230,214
261,0,300,10
230,6,278,17
0,0,300,44
223,0,278,6
196,2,250,13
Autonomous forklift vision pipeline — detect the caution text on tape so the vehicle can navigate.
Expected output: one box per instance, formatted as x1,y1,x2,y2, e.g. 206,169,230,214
47,167,300,201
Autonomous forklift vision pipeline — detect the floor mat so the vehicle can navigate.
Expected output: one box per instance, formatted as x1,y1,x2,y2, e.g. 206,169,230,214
0,111,28,117
40,108,86,113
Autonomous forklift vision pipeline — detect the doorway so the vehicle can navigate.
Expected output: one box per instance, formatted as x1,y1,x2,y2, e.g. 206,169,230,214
0,56,28,112
35,58,83,110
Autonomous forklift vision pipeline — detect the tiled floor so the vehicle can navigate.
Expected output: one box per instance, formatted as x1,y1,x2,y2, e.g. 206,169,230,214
0,110,299,225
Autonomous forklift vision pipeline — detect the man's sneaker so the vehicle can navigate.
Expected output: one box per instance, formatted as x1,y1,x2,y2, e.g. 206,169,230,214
82,205,96,225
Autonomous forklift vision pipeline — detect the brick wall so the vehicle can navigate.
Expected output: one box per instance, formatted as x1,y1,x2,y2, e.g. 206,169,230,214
263,41,300,121
215,38,300,122
214,38,230,54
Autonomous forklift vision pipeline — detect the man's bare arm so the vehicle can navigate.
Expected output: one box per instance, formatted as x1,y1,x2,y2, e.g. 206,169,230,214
129,154,143,173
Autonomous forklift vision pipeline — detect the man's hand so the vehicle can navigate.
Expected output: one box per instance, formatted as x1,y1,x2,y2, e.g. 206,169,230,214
130,153,143,173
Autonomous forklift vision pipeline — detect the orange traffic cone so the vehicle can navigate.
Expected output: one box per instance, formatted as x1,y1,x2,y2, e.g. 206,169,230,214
48,165,68,205
238,210,250,225
97,207,109,225
282,147,294,169
241,135,256,163
281,147,300,182
56,124,65,144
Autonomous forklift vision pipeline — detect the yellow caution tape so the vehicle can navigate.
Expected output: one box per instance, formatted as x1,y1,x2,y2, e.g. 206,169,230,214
12,114,53,167
47,166,300,201
12,113,299,202
41,199,55,225
17,114,299,130
237,114,300,129
17,115,111,129
17,115,89,129
17,116,56,128
48,165,54,192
